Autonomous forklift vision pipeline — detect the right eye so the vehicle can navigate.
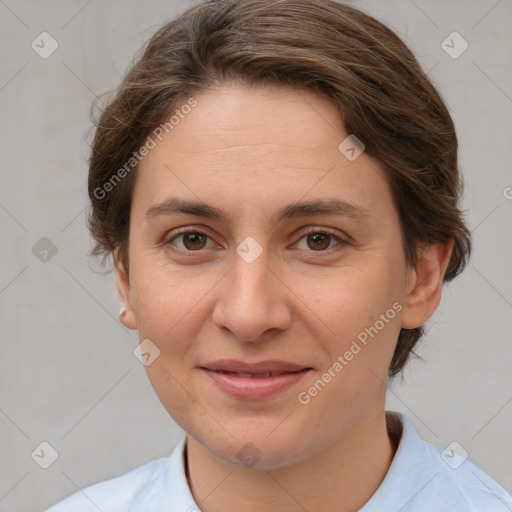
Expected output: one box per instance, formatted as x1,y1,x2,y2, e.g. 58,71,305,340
163,227,217,252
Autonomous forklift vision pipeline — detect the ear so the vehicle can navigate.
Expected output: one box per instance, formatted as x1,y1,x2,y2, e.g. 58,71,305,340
401,240,454,330
113,248,137,330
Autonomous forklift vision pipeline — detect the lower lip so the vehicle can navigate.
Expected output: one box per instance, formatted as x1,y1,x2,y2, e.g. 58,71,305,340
202,369,311,400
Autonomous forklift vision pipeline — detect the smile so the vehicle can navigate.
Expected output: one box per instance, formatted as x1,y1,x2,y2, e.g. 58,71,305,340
200,360,312,400
212,370,292,378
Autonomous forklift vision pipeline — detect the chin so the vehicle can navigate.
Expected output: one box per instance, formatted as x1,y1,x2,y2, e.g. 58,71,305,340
191,418,313,470
216,438,305,470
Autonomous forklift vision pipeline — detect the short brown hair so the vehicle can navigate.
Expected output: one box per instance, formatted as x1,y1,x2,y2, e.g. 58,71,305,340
87,0,471,378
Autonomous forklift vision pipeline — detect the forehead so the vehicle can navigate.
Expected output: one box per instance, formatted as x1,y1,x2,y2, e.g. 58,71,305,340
133,83,393,221
156,83,347,161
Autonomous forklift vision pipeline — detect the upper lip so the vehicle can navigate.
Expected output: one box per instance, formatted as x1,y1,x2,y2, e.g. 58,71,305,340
201,359,310,374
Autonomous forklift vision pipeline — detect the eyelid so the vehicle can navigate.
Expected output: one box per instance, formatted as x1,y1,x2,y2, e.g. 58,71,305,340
296,226,348,242
292,226,348,251
162,226,218,248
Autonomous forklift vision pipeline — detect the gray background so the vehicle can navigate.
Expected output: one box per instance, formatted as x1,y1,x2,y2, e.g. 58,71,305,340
0,0,511,510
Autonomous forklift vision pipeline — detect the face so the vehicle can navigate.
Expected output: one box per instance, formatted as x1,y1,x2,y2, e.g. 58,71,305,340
117,83,419,469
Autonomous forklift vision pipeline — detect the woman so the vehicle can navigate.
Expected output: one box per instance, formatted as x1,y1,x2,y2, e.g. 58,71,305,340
46,0,512,510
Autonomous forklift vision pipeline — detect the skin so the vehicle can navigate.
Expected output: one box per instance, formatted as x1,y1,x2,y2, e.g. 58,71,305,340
115,82,452,512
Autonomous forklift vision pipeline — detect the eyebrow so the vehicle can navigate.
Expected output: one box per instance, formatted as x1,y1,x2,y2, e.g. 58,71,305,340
144,197,370,224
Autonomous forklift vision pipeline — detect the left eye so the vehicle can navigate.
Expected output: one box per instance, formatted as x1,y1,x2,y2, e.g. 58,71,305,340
295,230,345,251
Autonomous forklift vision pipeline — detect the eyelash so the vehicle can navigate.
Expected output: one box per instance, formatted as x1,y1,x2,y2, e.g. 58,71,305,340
162,226,348,256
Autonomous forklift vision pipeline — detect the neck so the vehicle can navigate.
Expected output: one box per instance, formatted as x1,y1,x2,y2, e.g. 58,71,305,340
185,401,397,512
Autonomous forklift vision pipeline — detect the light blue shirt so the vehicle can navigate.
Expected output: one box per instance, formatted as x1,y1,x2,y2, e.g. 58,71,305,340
45,411,512,511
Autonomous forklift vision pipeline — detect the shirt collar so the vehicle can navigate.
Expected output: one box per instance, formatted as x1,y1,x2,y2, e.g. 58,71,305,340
162,436,200,511
360,410,434,511
162,410,424,512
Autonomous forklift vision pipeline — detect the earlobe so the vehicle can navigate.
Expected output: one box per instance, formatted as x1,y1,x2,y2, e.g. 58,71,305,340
401,240,453,330
113,249,138,330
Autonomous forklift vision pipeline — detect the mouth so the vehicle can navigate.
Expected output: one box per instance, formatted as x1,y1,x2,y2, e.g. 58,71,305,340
200,360,312,400
209,370,299,378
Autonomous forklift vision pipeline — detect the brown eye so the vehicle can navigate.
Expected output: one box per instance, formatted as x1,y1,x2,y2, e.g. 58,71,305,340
165,229,213,251
306,232,331,251
295,228,346,252
182,232,207,250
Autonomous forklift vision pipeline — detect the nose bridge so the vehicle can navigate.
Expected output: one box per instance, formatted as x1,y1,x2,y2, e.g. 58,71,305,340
212,237,290,341
229,239,274,313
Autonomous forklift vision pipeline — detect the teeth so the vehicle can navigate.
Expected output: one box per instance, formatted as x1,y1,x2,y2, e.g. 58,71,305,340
221,371,283,378
211,369,307,378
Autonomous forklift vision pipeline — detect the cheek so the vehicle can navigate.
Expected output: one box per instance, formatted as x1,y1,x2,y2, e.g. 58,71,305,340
143,362,206,442
315,259,404,333
306,254,405,384
130,259,187,325
129,260,213,369
295,273,402,443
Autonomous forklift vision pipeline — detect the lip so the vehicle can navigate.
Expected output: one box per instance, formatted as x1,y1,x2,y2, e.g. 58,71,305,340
200,359,312,400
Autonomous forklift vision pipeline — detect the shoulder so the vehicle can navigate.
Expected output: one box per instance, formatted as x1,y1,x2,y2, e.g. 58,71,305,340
363,411,512,512
44,456,168,512
419,436,512,511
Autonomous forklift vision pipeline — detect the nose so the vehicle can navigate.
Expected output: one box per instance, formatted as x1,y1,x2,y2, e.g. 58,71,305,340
211,244,292,343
